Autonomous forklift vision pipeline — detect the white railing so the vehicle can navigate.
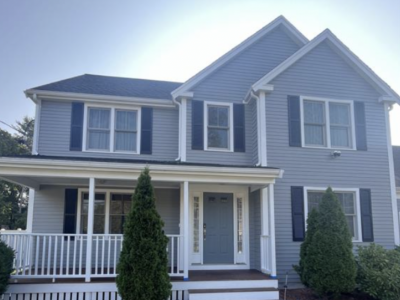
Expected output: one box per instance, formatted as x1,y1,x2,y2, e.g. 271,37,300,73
0,233,183,280
260,235,271,274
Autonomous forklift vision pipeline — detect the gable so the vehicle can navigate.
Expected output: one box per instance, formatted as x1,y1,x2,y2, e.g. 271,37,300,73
192,25,302,102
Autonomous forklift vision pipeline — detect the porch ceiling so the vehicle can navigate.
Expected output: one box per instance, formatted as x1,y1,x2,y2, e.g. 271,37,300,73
0,156,283,190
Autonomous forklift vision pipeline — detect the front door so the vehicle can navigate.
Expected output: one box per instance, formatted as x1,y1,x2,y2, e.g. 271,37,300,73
203,193,234,264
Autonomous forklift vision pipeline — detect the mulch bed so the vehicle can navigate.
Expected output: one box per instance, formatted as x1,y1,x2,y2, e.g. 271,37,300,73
279,289,374,300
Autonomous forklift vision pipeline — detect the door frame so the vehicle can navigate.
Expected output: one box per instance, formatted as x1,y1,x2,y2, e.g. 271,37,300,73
188,184,250,270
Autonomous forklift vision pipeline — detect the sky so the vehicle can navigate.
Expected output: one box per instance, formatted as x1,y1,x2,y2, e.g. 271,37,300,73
0,0,399,144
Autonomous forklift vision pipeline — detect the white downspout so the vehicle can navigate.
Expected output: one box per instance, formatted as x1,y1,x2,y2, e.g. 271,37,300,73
249,91,262,166
32,94,41,155
172,98,181,161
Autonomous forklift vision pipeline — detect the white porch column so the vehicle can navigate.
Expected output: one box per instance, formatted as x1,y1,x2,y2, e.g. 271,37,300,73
268,184,277,278
26,188,35,233
183,181,189,280
85,177,95,282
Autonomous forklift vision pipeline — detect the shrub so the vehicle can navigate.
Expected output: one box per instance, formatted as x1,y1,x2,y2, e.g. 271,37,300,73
116,168,171,300
294,208,319,287
0,238,14,295
303,187,356,298
356,243,400,300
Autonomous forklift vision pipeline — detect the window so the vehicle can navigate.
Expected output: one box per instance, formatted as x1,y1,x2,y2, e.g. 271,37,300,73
81,192,106,234
109,193,132,234
205,103,232,150
87,108,111,150
306,189,360,240
85,106,139,153
302,98,354,149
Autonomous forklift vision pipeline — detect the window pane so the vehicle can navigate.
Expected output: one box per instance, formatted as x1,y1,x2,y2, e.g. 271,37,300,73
329,103,350,125
331,126,350,147
116,110,137,131
110,216,123,234
93,215,105,234
111,199,123,214
208,107,219,126
305,125,325,146
208,128,228,148
115,132,137,151
304,101,324,124
89,109,110,129
88,130,110,150
308,192,324,212
218,107,228,127
123,200,132,213
346,216,356,238
94,200,105,214
81,215,88,234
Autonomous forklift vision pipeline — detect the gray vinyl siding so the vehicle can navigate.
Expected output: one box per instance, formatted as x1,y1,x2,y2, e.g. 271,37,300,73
186,25,300,165
266,41,395,284
249,190,261,270
38,100,178,161
32,186,180,235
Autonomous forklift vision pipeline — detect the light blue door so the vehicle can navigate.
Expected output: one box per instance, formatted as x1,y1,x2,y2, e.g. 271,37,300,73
203,193,234,264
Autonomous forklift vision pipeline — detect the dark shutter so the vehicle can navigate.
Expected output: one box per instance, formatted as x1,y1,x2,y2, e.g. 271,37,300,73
63,189,78,234
70,102,84,151
360,189,374,242
291,186,305,241
354,102,367,151
288,96,301,147
233,104,245,152
192,100,204,150
140,107,153,154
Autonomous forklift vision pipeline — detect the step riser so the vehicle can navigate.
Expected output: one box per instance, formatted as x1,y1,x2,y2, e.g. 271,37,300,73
189,291,279,300
173,280,278,290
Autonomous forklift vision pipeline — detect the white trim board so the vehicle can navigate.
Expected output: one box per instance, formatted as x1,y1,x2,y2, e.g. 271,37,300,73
252,30,400,104
171,16,307,99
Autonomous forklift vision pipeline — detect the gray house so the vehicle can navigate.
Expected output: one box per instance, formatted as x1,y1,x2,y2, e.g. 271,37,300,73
1,16,399,300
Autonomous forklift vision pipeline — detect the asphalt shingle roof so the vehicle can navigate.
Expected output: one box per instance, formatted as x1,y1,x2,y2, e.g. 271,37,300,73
29,74,182,100
393,146,400,187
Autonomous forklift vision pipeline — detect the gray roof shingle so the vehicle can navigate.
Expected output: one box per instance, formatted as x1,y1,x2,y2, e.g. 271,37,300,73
29,74,182,100
393,146,400,187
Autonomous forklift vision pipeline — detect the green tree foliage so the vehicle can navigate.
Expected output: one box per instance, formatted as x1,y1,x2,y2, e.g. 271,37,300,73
0,239,14,295
356,244,400,300
116,168,171,300
294,208,319,286
301,188,356,298
0,116,34,230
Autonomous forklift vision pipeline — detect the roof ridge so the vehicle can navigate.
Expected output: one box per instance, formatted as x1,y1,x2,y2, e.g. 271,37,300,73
83,73,183,84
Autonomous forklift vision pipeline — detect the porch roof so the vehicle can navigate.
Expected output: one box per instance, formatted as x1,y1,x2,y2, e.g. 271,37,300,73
0,155,283,189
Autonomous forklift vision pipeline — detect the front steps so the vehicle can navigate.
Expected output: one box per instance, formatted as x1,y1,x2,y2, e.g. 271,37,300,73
189,288,279,300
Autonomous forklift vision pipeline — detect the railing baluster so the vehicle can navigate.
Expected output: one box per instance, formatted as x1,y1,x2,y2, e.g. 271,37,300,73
101,236,105,275
107,235,111,275
95,236,99,275
60,235,64,276
66,235,70,276
177,236,180,274
79,235,83,275
113,236,117,275
47,236,52,275
171,236,175,275
41,236,46,275
53,236,58,277
73,235,77,275
35,235,39,275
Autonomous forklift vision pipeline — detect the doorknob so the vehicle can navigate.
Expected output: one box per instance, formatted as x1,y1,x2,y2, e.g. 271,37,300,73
203,223,206,241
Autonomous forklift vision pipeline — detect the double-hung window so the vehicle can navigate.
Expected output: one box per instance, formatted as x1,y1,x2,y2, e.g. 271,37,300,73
81,192,106,234
109,193,132,234
302,97,354,149
306,189,361,241
86,106,139,153
205,102,233,151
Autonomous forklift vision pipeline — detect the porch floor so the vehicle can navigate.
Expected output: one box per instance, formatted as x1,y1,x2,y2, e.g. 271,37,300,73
10,269,273,284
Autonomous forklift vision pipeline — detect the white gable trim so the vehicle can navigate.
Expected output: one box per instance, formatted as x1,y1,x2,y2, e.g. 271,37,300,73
252,29,400,103
171,16,308,99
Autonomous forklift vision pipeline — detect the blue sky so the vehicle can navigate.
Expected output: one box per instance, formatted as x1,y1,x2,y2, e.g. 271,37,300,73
0,0,399,144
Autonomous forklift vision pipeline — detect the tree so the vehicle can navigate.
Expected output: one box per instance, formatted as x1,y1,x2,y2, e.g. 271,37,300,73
0,239,14,295
0,116,34,229
116,168,171,300
294,208,319,287
302,188,356,298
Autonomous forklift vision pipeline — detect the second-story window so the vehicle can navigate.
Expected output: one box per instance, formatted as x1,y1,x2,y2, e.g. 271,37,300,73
205,102,233,151
85,106,140,153
302,98,354,149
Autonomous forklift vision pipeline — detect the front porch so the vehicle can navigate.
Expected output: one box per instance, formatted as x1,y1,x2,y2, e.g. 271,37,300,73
0,156,281,284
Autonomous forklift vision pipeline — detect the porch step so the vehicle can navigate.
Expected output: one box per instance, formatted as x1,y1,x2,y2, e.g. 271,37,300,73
189,288,279,300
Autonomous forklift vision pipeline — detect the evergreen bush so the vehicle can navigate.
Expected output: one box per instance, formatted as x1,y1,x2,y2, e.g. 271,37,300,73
356,243,400,300
0,238,14,295
300,187,356,298
116,168,171,300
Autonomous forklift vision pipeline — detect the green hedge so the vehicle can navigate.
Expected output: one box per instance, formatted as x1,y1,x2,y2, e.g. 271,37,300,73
356,244,400,300
0,239,14,295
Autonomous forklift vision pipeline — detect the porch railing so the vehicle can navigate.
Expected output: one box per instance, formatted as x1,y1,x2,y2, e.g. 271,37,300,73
0,233,183,280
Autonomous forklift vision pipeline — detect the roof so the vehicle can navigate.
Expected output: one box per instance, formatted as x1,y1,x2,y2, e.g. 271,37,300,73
171,15,308,99
252,29,400,103
27,74,182,100
0,155,280,170
393,146,400,187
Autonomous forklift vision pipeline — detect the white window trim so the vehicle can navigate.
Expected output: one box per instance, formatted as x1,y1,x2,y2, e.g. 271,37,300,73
82,103,141,154
304,187,363,242
203,101,234,152
76,188,134,234
300,96,356,150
